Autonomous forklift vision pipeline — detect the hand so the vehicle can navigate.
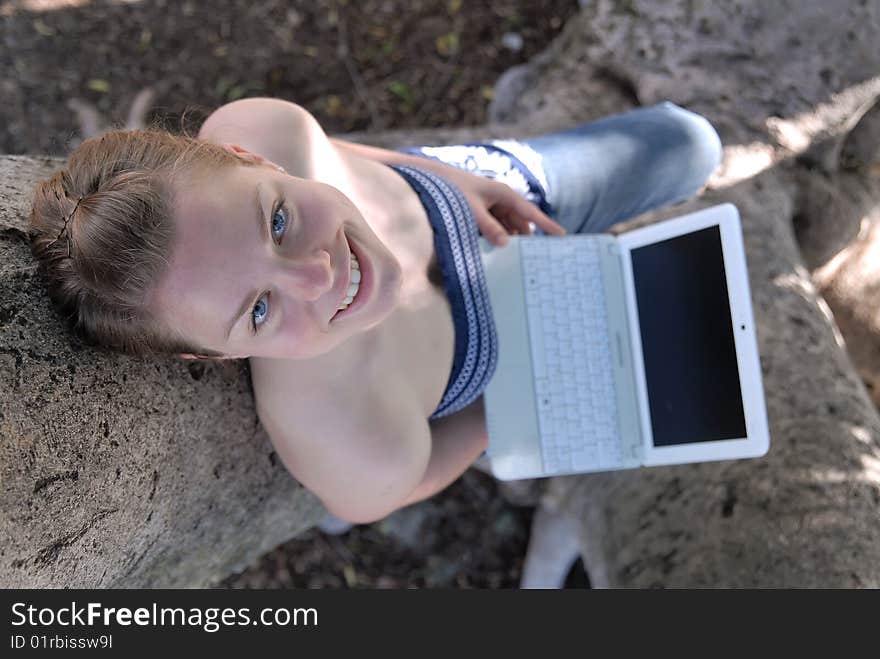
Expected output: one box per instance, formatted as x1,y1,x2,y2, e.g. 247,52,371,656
412,159,568,246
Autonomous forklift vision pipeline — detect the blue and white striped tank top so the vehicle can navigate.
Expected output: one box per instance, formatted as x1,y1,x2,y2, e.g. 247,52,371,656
388,164,499,421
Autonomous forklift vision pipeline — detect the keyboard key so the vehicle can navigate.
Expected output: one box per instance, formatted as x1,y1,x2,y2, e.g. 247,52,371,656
521,238,623,474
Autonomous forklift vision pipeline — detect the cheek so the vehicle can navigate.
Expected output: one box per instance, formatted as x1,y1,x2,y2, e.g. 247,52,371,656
317,184,360,218
274,309,321,349
297,195,332,227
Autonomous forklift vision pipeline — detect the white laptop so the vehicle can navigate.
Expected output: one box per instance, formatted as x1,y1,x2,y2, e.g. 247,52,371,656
479,203,770,480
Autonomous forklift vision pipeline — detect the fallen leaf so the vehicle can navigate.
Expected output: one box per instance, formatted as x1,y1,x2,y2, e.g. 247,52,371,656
342,564,357,587
435,32,460,57
214,76,233,96
137,28,151,52
33,19,54,36
86,79,110,93
388,81,413,104
325,95,344,117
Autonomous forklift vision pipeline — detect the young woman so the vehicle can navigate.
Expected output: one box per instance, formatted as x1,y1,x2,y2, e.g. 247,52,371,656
28,98,722,524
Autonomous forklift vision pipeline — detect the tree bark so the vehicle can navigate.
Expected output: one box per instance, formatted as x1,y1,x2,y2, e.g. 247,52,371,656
495,0,880,587
0,126,539,588
3,0,880,588
0,155,326,587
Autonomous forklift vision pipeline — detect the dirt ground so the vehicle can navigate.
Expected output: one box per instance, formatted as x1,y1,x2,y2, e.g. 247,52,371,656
2,0,583,588
222,470,541,589
2,0,578,154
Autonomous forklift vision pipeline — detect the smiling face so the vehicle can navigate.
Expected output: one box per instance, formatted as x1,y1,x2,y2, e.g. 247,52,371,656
147,159,403,361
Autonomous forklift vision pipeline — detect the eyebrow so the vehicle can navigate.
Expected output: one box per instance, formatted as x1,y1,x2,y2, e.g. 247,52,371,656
224,183,265,341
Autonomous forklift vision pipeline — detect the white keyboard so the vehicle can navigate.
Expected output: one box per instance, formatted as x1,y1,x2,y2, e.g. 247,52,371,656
520,238,624,474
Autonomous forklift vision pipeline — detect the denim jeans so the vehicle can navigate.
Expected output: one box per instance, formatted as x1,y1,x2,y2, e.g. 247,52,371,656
403,101,723,236
317,104,723,529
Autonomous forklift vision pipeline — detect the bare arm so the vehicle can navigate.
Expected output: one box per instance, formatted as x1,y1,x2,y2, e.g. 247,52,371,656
399,397,489,507
331,138,566,245
256,344,485,522
255,373,433,525
330,137,477,180
198,100,564,242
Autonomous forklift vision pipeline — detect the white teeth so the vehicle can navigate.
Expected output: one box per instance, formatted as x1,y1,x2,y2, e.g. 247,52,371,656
335,250,362,314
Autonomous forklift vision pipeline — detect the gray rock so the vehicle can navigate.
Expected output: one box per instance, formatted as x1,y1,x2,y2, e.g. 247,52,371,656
377,502,439,549
5,0,880,588
0,157,327,587
501,32,524,53
487,0,880,588
811,185,880,409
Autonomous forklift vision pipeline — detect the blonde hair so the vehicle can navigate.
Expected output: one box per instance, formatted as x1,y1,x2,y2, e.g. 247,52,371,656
28,128,253,359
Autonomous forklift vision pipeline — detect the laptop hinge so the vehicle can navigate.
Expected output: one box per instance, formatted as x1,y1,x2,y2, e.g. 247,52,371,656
598,237,644,465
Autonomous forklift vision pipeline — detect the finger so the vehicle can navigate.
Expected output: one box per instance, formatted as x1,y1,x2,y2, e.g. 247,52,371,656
492,205,519,233
511,194,567,235
475,208,510,246
490,190,529,228
491,198,533,236
498,209,531,237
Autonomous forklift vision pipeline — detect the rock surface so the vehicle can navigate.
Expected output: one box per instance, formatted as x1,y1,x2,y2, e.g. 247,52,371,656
3,0,879,588
0,157,324,587
0,133,540,588
492,0,880,587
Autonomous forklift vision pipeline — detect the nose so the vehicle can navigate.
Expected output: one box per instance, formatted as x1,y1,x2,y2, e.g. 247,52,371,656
277,248,334,302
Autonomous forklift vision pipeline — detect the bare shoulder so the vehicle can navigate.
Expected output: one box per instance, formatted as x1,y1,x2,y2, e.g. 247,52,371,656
197,97,337,179
251,354,432,523
197,97,414,212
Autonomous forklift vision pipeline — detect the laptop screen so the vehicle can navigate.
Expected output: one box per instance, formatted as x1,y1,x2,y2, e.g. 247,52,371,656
630,225,747,447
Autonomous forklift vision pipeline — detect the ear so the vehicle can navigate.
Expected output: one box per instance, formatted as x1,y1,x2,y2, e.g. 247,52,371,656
220,143,286,173
220,143,264,164
178,352,214,360
177,352,241,361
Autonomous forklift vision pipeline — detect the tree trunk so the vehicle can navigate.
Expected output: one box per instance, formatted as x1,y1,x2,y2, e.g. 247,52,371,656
1,155,327,587
496,0,880,587
0,125,533,588
4,0,879,588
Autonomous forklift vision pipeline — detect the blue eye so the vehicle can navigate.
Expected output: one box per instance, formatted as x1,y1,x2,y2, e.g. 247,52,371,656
250,198,289,335
271,200,289,243
251,291,270,334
